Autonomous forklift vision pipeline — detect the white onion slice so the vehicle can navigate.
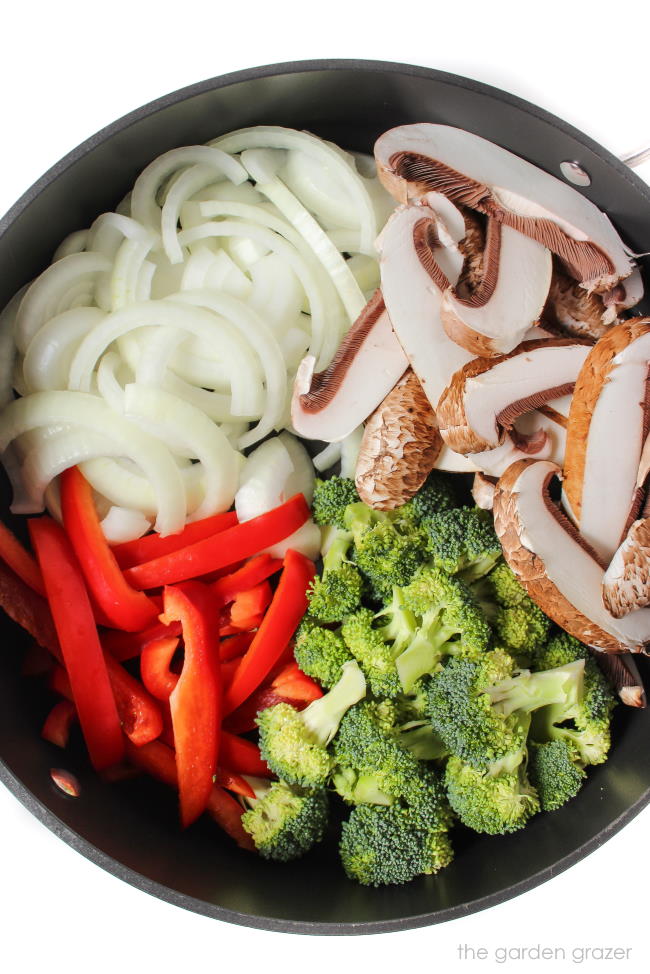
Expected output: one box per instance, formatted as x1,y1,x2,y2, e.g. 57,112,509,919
97,351,130,413
312,440,342,472
162,164,238,264
0,390,185,534
22,306,105,393
130,146,247,230
100,505,152,544
81,456,203,519
340,425,364,479
19,427,120,512
14,252,111,353
124,383,240,521
86,213,156,259
52,230,89,261
0,285,27,406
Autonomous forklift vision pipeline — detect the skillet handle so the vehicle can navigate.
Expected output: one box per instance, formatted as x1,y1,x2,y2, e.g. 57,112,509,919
620,146,650,169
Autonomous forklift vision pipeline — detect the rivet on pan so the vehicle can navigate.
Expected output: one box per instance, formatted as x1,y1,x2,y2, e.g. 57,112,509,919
50,768,81,797
560,161,591,187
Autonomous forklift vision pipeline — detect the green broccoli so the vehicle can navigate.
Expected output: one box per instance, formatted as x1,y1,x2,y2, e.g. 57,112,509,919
307,528,362,622
423,507,502,581
241,779,329,861
293,617,353,688
472,561,551,656
311,476,359,528
409,471,459,521
341,607,402,698
339,767,453,886
344,502,428,599
528,740,586,812
425,651,585,772
395,566,492,692
257,660,366,787
444,752,540,834
530,632,616,766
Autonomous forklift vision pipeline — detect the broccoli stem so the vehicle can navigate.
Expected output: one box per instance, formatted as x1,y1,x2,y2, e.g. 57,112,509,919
485,661,585,717
301,660,367,745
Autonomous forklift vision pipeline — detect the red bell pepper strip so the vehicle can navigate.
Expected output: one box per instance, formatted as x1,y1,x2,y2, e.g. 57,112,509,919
29,518,124,771
219,613,264,637
111,511,238,569
224,687,316,735
101,620,183,662
230,582,273,628
219,631,256,662
215,768,256,800
220,658,241,688
60,466,158,632
41,700,77,748
124,738,253,850
125,494,310,590
161,582,221,827
140,636,180,701
50,664,72,699
211,554,282,604
0,559,60,657
220,731,271,778
0,520,45,595
104,654,164,746
222,549,316,716
271,661,325,700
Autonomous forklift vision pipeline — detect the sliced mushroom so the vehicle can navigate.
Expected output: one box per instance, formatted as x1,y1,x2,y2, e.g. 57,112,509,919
433,445,479,473
543,262,615,340
469,427,552,478
377,203,472,411
514,394,572,469
603,517,650,618
375,123,635,292
437,339,590,455
472,472,497,510
290,289,408,442
594,652,646,708
493,458,650,653
355,369,442,509
562,317,650,564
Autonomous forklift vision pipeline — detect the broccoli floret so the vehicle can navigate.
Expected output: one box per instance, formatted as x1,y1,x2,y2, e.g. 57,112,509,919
342,502,428,599
530,632,616,766
480,560,530,608
445,752,540,834
257,660,366,787
426,652,585,772
307,528,362,622
339,766,453,886
528,740,586,812
423,507,502,581
293,618,353,688
472,561,551,656
241,780,329,861
311,476,359,528
410,471,459,521
341,608,402,698
395,566,492,691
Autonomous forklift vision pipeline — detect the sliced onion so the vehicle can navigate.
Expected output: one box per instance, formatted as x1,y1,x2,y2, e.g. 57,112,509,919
14,252,111,353
340,425,364,479
0,390,186,534
312,440,342,472
0,285,28,406
19,427,120,512
52,230,89,261
248,254,304,335
162,164,237,264
96,351,130,413
110,237,157,310
22,307,105,393
81,456,203,519
235,436,296,522
100,505,152,544
130,146,247,230
86,213,156,259
123,383,241,520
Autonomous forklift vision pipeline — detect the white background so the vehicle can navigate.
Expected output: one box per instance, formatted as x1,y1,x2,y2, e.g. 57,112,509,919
1,1,650,971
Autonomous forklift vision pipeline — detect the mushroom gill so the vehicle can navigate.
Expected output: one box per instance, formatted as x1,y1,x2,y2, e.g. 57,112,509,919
290,288,409,442
493,458,650,654
374,123,636,293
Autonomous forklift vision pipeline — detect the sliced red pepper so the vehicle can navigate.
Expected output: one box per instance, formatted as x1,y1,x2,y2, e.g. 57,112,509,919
60,466,158,632
223,687,315,735
111,511,238,569
102,620,183,662
0,520,45,595
161,582,221,828
124,739,253,850
219,631,255,662
50,664,72,699
41,700,77,748
0,559,60,657
211,554,282,604
29,518,124,771
215,767,256,800
140,636,180,701
222,549,316,716
219,613,264,637
220,658,241,688
125,494,310,590
271,661,324,700
220,730,271,778
230,582,273,628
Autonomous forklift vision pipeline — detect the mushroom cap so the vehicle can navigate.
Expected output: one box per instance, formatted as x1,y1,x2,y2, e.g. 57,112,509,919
471,472,496,511
562,317,650,563
375,123,635,292
355,369,442,510
603,518,650,618
437,339,590,455
290,289,408,442
493,459,650,653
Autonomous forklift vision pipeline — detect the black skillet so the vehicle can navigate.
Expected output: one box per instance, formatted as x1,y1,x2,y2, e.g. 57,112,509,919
1,59,649,935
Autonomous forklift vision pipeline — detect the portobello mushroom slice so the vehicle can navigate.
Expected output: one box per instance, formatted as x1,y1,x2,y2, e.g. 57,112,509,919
375,123,635,293
437,339,591,455
472,472,497,511
562,317,650,564
355,369,442,510
543,261,643,340
290,289,408,442
594,652,646,708
493,458,650,654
